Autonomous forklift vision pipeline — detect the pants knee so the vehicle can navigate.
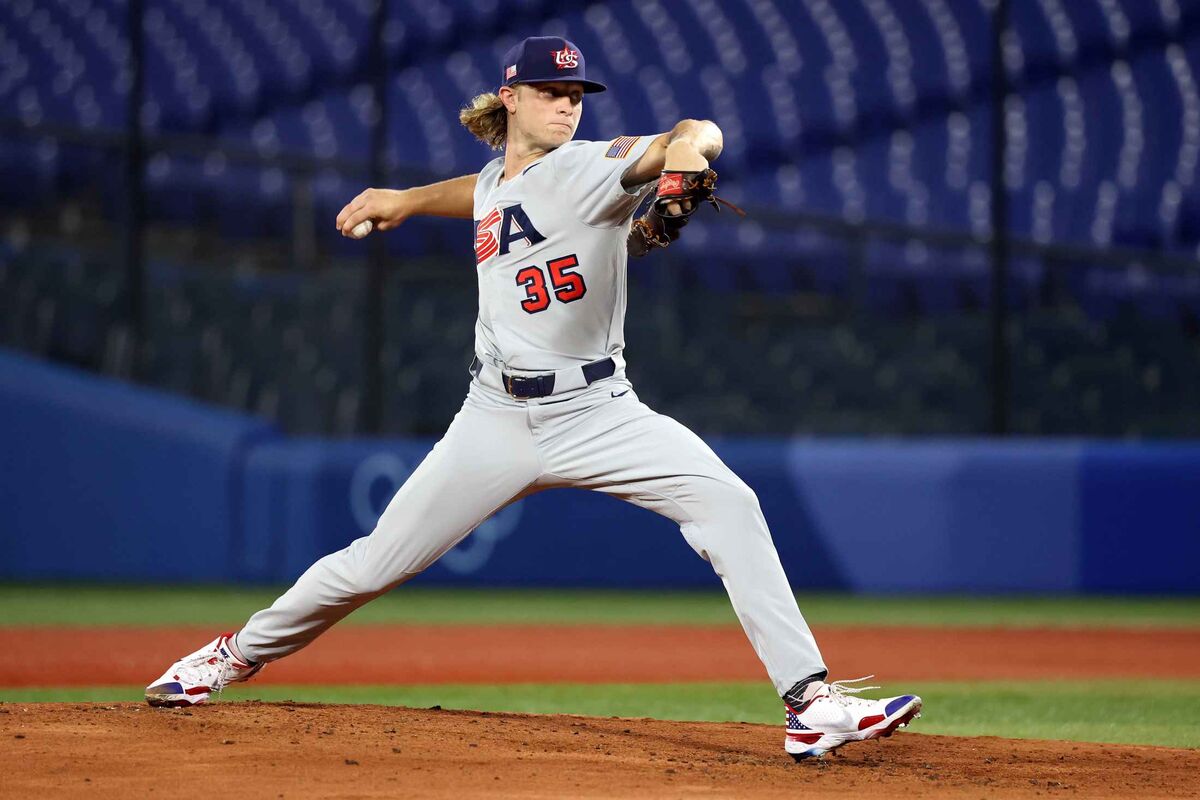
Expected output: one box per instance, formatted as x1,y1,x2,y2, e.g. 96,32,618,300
320,537,405,598
679,480,773,574
683,478,766,538
347,570,399,599
712,479,763,521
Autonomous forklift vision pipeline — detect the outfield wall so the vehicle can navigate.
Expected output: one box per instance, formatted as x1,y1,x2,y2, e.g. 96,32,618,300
2,348,1197,592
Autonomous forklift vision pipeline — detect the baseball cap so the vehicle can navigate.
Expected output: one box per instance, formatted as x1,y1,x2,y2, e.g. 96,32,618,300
500,36,607,94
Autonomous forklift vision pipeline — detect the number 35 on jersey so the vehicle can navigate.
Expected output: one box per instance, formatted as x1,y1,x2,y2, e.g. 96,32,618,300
475,203,588,314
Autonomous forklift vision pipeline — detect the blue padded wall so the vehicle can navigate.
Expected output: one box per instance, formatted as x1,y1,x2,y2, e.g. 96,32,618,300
2,351,1197,593
0,348,276,581
1079,443,1200,593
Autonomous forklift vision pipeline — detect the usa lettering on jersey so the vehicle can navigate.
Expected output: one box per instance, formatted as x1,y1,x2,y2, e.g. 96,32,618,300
474,203,547,264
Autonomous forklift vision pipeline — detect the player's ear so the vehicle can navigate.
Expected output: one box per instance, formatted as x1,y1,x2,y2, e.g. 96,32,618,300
499,85,518,115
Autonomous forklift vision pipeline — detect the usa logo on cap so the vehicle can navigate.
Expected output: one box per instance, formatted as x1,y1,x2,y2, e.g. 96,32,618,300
499,36,607,94
552,45,579,69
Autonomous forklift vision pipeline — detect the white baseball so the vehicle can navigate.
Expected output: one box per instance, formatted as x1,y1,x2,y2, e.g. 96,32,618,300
350,219,374,239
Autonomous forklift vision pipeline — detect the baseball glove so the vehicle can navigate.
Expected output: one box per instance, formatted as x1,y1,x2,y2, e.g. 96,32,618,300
627,168,745,257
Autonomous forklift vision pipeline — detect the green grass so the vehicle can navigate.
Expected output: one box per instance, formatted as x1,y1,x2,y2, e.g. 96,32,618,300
3,585,1199,628
4,680,1198,749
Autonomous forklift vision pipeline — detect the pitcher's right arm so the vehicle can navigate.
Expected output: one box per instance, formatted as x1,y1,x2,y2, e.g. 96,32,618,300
336,173,478,237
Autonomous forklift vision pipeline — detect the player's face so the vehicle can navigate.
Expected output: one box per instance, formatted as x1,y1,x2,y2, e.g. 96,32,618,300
517,81,584,148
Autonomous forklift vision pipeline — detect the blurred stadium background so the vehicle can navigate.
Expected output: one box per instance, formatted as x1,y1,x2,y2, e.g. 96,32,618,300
2,1,1199,591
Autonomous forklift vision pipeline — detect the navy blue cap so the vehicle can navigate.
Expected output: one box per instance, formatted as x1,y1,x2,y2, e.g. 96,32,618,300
501,36,607,94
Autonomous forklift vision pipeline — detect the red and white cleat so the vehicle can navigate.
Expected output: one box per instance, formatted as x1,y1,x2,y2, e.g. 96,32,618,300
784,676,922,760
145,633,262,708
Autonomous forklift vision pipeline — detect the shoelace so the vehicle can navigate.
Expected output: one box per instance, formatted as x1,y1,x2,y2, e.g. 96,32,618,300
824,675,882,708
174,649,244,693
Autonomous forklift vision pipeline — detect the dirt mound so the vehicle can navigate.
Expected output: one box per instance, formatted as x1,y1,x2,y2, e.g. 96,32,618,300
2,703,1196,799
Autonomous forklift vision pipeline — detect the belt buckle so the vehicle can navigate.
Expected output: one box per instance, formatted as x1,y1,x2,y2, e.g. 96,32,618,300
503,373,531,399
503,372,552,399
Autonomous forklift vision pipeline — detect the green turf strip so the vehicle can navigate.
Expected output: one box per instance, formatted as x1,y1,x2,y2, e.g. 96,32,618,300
3,585,1199,628
4,680,1198,749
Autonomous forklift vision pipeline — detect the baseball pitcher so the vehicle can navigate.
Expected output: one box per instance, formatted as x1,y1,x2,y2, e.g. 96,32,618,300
146,36,921,760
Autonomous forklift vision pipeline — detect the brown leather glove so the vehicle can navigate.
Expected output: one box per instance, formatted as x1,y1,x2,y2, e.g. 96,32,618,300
627,168,745,257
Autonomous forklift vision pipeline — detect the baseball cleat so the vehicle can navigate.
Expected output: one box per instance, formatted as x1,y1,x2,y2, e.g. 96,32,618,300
145,632,262,708
784,676,922,761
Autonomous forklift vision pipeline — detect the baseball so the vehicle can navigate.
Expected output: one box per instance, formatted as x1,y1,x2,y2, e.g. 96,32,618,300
350,219,373,239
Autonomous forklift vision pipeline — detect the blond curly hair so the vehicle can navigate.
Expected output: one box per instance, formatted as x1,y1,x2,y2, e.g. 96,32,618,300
460,92,508,150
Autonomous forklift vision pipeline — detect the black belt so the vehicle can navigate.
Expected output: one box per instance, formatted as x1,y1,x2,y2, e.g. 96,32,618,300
469,355,616,399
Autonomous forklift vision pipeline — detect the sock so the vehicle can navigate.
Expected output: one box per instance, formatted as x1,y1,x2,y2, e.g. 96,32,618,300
782,669,829,710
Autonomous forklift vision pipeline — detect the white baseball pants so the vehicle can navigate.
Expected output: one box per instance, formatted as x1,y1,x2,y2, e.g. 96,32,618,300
236,372,827,695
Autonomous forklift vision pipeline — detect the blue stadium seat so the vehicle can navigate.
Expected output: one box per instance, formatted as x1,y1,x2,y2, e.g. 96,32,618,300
7,0,1200,436
7,0,1199,264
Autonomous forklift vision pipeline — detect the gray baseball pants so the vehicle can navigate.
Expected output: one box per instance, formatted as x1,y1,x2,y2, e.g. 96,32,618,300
236,372,826,695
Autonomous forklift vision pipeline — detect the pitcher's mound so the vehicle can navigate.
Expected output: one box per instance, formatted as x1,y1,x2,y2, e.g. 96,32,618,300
2,702,1195,798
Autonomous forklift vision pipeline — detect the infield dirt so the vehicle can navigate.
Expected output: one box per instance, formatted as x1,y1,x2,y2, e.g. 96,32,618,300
4,624,1199,685
6,625,1199,797
4,702,1199,799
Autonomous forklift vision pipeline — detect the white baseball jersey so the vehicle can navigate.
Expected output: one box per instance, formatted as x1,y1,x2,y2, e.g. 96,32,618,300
235,132,828,705
471,136,658,371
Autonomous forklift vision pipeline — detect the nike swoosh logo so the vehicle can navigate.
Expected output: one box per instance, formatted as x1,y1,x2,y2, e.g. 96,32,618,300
611,389,630,398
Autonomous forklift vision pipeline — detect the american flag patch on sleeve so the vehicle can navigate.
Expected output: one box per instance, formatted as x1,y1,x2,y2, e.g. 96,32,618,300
605,136,640,159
